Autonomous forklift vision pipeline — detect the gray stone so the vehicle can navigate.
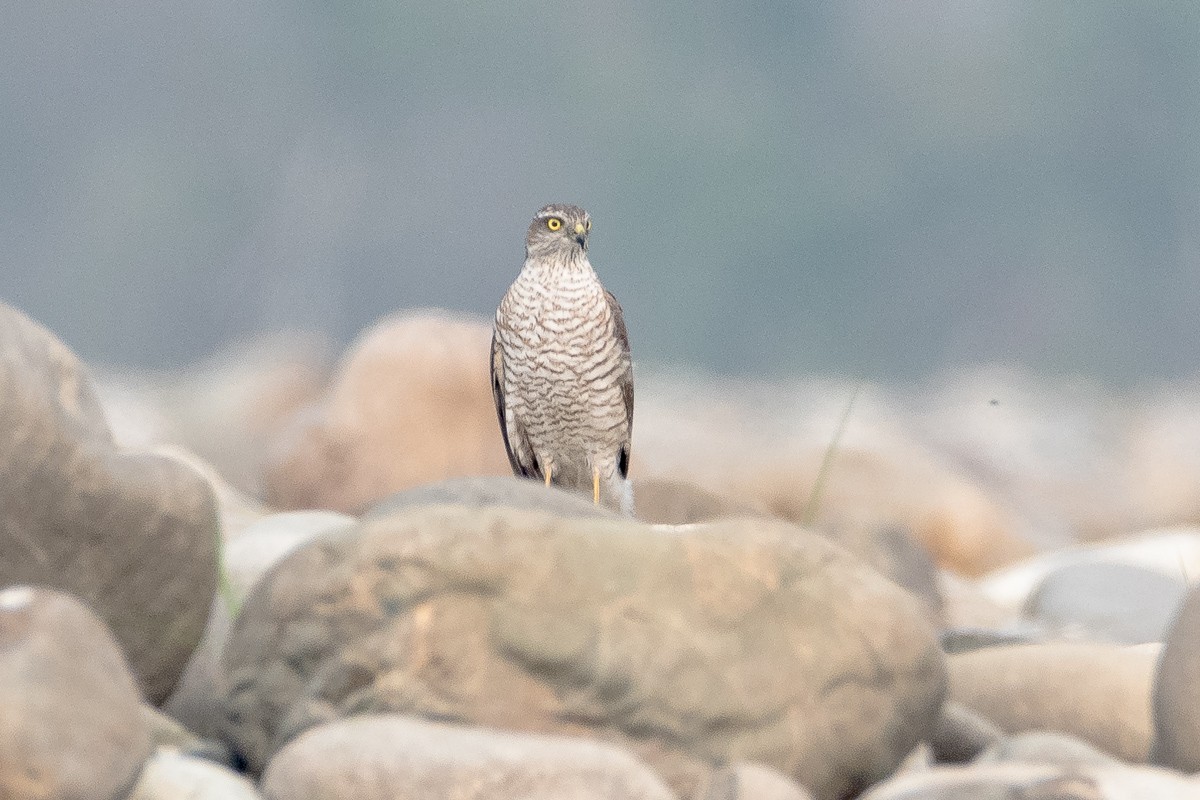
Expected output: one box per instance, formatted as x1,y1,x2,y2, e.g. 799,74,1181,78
260,714,676,800
164,510,355,740
141,705,233,767
938,625,1044,655
0,585,151,800
1023,561,1186,644
0,301,218,702
127,749,263,800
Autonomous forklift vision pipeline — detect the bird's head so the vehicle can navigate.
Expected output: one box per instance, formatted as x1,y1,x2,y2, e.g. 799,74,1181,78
526,204,591,260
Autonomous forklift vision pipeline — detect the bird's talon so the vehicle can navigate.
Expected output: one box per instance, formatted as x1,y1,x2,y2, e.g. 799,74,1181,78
593,469,601,504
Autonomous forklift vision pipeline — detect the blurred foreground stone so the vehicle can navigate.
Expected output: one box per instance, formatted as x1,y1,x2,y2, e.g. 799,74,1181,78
948,642,1158,763
976,730,1120,768
165,510,356,740
860,762,1200,799
1152,580,1200,771
0,301,218,702
698,763,815,800
128,749,262,800
0,586,151,800
260,715,676,800
1022,561,1185,644
975,527,1200,621
222,503,945,800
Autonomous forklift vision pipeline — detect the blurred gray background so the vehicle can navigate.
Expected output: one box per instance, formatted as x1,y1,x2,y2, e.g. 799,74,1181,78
3,1,1197,382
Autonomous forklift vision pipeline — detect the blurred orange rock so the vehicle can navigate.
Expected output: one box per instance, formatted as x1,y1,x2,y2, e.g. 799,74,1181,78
263,310,511,512
743,448,1034,578
635,376,1034,577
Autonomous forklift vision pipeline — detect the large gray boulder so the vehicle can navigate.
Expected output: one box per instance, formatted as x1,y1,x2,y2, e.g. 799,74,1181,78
222,505,945,800
0,301,218,702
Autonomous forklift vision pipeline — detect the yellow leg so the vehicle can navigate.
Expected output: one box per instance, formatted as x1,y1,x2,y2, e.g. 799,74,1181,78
593,467,601,504
544,465,552,487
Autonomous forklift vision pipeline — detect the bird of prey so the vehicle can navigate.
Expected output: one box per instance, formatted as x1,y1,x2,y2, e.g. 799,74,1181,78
491,204,634,514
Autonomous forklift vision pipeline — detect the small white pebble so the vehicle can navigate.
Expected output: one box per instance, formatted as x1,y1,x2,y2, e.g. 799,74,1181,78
0,585,34,612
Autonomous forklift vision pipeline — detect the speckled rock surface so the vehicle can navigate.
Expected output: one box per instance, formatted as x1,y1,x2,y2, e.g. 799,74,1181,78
222,506,945,800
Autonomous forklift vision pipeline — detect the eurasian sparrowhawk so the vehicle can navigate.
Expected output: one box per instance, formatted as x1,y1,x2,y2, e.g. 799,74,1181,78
491,204,634,513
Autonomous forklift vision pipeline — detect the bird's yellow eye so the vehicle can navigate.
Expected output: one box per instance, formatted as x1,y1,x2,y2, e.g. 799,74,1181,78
546,218,562,231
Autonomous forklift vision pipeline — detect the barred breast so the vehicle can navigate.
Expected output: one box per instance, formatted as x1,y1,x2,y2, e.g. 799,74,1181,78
494,260,631,506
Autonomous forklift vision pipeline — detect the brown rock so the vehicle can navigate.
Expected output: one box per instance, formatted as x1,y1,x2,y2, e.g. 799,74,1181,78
0,301,219,702
634,479,943,620
751,447,1034,578
948,642,1158,763
698,763,815,800
222,507,945,800
0,585,152,800
1120,388,1200,530
262,311,512,512
633,377,1034,577
821,522,943,622
260,715,677,800
158,333,331,497
1152,581,1200,771
632,478,766,525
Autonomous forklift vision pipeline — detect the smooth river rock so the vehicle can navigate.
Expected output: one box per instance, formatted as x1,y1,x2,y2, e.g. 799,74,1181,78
0,586,152,800
0,301,219,702
260,714,676,800
222,506,945,800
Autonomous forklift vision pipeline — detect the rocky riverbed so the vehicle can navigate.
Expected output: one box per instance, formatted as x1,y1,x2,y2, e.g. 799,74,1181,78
5,300,1200,799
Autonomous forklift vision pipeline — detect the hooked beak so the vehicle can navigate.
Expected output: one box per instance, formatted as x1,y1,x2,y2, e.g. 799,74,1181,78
574,222,588,250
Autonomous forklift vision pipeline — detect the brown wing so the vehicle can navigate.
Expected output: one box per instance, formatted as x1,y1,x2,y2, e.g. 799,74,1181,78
490,327,541,480
604,289,634,478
